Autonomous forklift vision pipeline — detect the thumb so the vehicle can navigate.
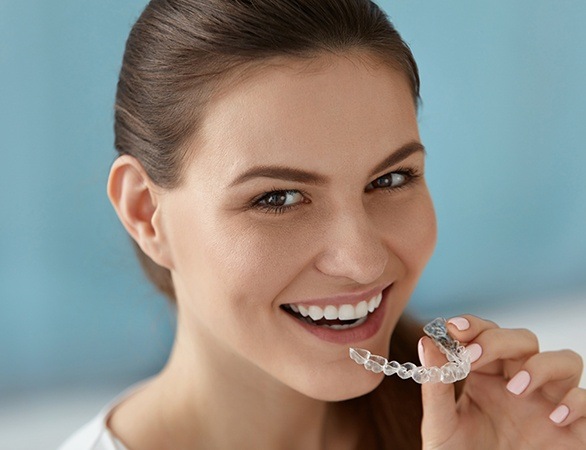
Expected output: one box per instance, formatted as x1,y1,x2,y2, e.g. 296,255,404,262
419,336,459,448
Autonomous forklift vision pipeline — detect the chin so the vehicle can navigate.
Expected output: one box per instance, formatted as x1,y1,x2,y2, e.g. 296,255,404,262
289,363,386,402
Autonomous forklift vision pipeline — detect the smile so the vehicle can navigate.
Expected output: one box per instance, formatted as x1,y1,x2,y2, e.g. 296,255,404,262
281,292,384,330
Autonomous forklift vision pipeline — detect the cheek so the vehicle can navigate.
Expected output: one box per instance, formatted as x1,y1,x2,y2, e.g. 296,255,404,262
170,205,316,308
373,189,437,274
403,193,437,269
214,218,318,294
170,188,436,300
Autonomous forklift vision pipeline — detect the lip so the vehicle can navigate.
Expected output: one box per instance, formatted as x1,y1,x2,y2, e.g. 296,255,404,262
284,283,392,308
282,284,392,345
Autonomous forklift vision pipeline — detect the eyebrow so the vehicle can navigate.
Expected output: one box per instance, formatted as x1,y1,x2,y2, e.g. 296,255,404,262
227,141,426,188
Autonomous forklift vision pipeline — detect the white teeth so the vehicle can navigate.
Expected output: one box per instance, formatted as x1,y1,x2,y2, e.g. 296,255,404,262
288,292,384,322
323,305,338,320
376,293,382,307
308,305,324,321
298,304,309,317
338,304,355,320
367,297,376,312
368,293,382,312
355,300,368,318
325,315,368,330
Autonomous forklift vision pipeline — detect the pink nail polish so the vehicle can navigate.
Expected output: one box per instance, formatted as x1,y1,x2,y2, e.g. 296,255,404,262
418,337,426,366
447,317,470,331
549,404,570,424
466,343,482,363
506,370,531,395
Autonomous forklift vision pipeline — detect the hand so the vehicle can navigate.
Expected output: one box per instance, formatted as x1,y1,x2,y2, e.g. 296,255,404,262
419,315,586,450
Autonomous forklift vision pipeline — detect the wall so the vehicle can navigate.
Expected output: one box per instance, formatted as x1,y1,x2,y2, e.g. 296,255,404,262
1,0,584,395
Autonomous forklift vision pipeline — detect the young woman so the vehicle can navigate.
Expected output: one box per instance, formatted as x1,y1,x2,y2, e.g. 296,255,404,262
60,0,585,448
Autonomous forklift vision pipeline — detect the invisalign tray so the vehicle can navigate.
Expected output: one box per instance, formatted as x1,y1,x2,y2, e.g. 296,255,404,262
349,317,471,384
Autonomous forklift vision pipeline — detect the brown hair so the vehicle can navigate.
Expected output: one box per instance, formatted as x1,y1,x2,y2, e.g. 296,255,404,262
114,0,422,447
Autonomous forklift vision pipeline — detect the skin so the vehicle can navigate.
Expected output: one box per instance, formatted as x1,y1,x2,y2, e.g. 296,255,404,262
420,315,586,449
107,52,586,449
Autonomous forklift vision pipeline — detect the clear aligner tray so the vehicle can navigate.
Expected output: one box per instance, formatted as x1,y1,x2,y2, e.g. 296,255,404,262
349,317,471,384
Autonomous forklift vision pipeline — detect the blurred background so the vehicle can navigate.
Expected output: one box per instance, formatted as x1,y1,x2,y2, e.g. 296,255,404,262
1,0,584,448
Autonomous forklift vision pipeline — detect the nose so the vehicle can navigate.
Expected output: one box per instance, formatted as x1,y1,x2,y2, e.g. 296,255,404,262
313,207,388,285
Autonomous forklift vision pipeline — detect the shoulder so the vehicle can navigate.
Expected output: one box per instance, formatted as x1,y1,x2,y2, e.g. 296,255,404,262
58,380,151,450
58,413,124,450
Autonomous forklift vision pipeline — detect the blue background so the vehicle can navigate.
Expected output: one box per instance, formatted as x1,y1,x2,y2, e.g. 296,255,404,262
1,0,585,395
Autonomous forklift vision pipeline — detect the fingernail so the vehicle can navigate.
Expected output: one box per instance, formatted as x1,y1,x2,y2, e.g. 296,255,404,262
418,337,426,366
447,317,470,331
506,370,531,395
466,343,483,363
549,404,570,424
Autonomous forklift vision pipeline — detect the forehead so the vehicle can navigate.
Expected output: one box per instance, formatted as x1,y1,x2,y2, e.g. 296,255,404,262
187,53,419,181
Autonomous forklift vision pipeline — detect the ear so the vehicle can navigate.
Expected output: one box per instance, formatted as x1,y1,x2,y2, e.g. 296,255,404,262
107,155,173,270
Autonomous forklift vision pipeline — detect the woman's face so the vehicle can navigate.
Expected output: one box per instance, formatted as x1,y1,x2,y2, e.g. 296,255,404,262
157,53,437,400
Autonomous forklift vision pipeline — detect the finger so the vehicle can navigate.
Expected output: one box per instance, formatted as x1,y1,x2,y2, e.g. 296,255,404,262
420,336,459,447
505,350,583,400
548,387,586,432
464,327,540,376
446,314,499,343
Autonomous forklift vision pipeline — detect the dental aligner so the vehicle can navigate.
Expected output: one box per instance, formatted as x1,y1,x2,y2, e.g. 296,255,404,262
349,317,471,384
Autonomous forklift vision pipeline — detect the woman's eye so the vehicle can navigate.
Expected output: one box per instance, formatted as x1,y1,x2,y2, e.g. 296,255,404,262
366,170,415,192
251,169,420,215
252,190,305,214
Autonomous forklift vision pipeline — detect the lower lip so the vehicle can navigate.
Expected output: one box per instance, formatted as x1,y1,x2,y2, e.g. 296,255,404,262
283,286,391,345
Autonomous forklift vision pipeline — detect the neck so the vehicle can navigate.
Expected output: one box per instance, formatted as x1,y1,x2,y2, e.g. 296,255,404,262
110,319,358,450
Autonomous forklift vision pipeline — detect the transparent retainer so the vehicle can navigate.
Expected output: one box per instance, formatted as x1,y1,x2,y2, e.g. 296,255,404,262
349,317,471,384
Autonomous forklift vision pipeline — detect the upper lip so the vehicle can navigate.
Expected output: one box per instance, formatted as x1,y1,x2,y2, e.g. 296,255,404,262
285,282,392,308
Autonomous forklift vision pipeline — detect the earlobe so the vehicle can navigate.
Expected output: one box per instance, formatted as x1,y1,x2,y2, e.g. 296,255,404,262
107,155,173,269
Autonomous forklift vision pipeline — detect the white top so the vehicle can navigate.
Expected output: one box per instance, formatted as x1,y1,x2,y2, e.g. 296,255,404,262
57,414,128,450
58,382,149,450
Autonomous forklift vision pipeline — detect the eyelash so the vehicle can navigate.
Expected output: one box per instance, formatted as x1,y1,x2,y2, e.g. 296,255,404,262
249,189,310,216
249,166,422,215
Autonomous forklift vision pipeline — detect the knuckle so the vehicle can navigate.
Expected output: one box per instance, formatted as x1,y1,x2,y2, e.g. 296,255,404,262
485,319,499,329
517,328,539,351
561,349,584,371
569,386,586,410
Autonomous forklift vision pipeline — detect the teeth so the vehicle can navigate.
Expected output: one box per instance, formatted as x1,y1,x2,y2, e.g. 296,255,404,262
290,292,384,321
323,305,338,320
298,304,309,316
324,315,368,329
308,305,324,321
355,300,368,318
367,297,376,313
368,293,382,312
338,304,355,320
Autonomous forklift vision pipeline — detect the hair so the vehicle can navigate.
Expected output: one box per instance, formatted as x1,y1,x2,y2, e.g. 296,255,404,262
114,0,423,447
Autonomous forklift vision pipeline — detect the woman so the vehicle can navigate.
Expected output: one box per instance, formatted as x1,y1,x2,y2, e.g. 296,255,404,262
60,0,585,448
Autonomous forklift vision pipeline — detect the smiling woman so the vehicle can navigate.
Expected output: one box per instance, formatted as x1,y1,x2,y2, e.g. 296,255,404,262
58,0,586,449
121,50,436,409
